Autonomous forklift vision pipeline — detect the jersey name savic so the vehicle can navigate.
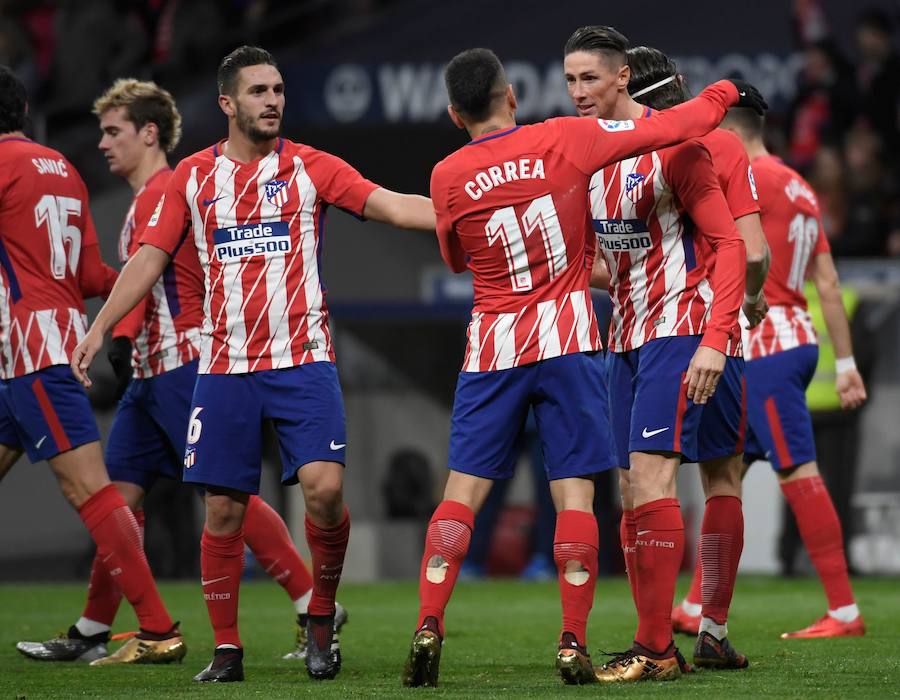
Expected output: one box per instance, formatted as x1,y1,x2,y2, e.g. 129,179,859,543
212,221,291,261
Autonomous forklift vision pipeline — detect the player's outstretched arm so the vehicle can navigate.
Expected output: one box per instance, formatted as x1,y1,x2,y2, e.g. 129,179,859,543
71,244,171,387
735,212,771,328
809,251,867,410
363,188,436,231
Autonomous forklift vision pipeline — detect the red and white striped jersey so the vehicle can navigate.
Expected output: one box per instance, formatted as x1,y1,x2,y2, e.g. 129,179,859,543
138,137,378,374
0,136,117,379
112,168,203,378
701,128,761,357
590,138,746,354
743,155,830,359
431,79,744,371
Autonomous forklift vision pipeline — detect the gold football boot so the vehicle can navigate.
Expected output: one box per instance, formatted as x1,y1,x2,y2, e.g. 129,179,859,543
402,619,442,688
556,632,596,685
593,648,681,682
90,633,186,666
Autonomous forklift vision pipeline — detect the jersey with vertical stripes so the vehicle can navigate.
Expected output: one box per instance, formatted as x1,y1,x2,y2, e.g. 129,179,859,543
743,155,830,359
0,136,117,378
431,80,744,371
112,168,203,378
137,137,378,374
589,136,746,354
701,128,761,357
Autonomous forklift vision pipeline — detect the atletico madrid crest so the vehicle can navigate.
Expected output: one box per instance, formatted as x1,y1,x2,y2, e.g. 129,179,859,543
265,179,289,207
625,173,645,202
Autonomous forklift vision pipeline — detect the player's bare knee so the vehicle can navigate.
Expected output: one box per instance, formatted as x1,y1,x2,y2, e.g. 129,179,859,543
204,490,247,534
303,479,344,525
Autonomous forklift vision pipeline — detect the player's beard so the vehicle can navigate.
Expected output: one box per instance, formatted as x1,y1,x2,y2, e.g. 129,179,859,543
236,105,281,143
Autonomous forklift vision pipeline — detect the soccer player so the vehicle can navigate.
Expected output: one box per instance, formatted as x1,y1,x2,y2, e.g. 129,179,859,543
721,106,866,639
70,46,436,683
0,65,185,663
563,27,755,680
403,47,764,688
623,45,772,669
17,79,342,665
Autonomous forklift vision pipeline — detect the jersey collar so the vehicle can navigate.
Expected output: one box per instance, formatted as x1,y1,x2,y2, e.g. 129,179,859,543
467,125,521,146
213,136,284,160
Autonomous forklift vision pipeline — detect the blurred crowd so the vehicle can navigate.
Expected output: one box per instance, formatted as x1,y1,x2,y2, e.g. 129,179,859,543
1,0,899,257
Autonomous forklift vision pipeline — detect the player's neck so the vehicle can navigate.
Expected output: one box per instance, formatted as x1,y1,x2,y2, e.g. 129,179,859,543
0,130,26,141
613,96,646,121
223,128,278,163
126,150,169,193
467,116,516,139
744,139,769,161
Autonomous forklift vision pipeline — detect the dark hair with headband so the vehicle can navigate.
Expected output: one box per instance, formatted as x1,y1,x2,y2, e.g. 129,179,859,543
626,46,689,110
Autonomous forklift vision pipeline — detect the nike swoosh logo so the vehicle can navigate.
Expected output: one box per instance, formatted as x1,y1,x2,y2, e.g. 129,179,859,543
330,440,346,450
637,530,651,536
202,196,224,207
641,427,670,438
35,436,47,449
739,91,747,97
201,575,230,586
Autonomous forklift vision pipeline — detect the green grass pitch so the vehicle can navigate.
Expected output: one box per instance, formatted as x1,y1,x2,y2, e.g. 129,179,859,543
1,576,896,698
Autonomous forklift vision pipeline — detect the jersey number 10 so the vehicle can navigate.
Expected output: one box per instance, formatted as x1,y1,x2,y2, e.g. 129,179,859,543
485,194,568,292
34,195,82,279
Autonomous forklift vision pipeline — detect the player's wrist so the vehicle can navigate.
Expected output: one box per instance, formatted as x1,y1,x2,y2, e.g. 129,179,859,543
835,356,857,374
744,289,762,305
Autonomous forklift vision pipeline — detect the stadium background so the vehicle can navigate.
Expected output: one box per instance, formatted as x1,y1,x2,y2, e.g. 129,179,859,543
0,0,898,586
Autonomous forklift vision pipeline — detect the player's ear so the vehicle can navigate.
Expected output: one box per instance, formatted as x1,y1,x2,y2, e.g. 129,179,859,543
618,63,630,91
218,94,235,119
447,104,465,130
506,84,517,112
142,122,159,147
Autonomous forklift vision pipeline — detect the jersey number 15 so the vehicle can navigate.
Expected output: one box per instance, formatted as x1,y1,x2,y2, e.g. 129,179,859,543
34,195,82,279
485,194,568,292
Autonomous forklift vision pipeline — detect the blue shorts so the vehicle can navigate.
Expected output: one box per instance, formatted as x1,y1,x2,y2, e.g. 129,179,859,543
607,336,703,467
745,344,818,470
105,359,198,490
697,356,746,461
448,351,613,481
0,365,100,463
183,361,346,494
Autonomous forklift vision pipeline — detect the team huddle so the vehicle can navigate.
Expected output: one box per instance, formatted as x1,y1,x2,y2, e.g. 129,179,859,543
0,23,867,688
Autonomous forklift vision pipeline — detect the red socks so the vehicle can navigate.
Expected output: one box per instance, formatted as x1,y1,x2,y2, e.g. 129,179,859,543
620,508,637,606
244,496,312,602
78,486,172,635
781,475,855,609
200,528,244,648
417,500,474,637
685,549,703,607
554,510,599,647
81,509,144,627
699,496,744,625
305,507,351,617
634,498,684,654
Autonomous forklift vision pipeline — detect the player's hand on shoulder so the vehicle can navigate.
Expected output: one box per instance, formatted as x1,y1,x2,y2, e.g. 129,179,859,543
684,345,726,405
71,328,104,389
727,79,768,115
742,293,769,329
836,369,867,411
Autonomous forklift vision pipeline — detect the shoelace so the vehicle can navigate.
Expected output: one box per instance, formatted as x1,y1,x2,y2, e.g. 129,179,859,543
596,649,637,668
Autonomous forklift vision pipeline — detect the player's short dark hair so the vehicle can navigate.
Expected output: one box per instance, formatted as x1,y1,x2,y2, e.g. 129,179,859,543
0,65,27,134
721,107,765,140
217,45,278,96
93,79,182,152
564,25,629,66
856,7,892,35
444,48,508,122
626,46,689,110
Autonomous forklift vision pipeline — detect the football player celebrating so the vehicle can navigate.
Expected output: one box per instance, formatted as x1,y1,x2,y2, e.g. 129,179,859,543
403,46,764,687
722,106,866,639
563,27,760,680
623,45,772,670
18,78,343,665
0,65,185,664
71,46,435,683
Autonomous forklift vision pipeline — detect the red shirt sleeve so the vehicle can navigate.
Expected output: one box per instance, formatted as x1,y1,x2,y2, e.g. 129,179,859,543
138,163,191,255
75,177,118,299
557,80,740,176
307,150,380,216
709,132,760,219
429,162,467,273
665,141,747,352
